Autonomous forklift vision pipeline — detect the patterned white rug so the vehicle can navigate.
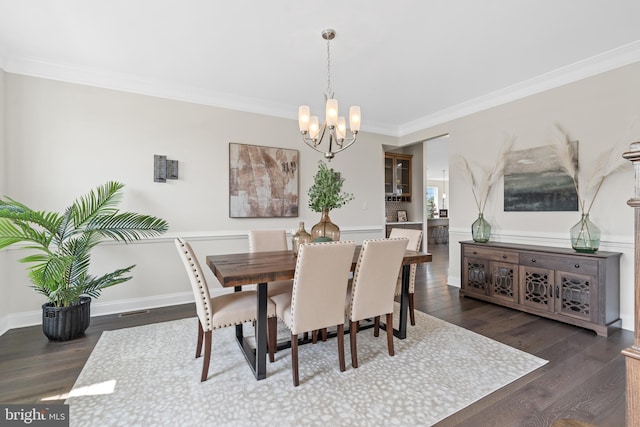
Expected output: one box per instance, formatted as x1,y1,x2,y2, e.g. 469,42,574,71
66,307,547,426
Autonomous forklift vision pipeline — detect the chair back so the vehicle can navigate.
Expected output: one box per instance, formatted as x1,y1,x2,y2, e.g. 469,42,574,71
248,229,288,252
389,228,422,252
389,228,423,294
175,238,213,332
349,238,409,321
290,241,356,335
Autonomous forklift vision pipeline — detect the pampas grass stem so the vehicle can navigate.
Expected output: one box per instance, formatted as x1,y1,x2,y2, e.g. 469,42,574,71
457,136,514,215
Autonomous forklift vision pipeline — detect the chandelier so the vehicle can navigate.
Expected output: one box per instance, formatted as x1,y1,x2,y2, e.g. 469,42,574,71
297,29,361,161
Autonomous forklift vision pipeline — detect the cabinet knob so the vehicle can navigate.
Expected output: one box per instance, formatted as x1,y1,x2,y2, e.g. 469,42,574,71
531,258,536,263
473,251,477,255
502,255,507,259
574,264,580,269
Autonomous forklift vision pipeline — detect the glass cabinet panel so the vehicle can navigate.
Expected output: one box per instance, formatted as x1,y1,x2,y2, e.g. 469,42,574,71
384,156,393,194
384,152,412,201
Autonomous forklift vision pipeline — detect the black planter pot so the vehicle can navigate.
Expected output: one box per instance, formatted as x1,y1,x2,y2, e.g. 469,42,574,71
42,296,91,341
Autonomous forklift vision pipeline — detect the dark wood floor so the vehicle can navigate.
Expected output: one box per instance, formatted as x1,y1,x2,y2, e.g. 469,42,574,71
0,243,632,426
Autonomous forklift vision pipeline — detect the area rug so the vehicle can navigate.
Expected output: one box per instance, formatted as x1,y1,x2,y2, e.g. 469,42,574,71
66,307,547,426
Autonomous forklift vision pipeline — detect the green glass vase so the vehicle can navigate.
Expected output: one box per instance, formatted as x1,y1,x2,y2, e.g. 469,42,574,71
471,213,491,243
570,214,600,253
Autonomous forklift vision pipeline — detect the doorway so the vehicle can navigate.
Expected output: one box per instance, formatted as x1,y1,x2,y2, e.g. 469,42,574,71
424,135,449,254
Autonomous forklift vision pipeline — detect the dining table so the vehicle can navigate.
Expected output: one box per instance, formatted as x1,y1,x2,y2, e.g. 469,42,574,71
206,245,432,380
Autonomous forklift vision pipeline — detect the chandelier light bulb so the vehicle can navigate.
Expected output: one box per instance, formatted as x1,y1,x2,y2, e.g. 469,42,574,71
349,106,361,133
309,116,320,140
298,106,310,132
325,99,338,127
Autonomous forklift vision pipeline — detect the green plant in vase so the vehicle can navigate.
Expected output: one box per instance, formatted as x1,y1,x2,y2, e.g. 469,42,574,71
307,161,354,242
0,181,168,340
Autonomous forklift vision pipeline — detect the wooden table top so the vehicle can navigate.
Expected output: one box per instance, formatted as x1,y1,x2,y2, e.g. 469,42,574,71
206,247,432,288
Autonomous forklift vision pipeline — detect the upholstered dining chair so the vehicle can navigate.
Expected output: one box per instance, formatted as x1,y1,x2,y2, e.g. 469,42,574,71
346,238,408,368
174,238,277,381
389,228,423,326
270,240,356,386
248,229,293,298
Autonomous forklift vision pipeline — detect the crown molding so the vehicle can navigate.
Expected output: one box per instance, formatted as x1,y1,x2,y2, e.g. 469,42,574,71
3,41,640,139
2,55,401,137
399,40,640,137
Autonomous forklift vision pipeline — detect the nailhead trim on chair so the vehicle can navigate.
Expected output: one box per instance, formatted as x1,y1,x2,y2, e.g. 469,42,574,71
390,229,422,296
178,239,274,330
179,240,214,332
348,238,408,317
289,240,353,326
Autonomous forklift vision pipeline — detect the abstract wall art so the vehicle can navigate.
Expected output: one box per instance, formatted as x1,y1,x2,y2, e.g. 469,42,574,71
504,143,578,211
229,143,299,217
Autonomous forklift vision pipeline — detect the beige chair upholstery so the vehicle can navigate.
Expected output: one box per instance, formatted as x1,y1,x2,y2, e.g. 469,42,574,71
270,240,356,386
248,229,293,298
174,238,277,381
389,228,423,326
346,238,408,368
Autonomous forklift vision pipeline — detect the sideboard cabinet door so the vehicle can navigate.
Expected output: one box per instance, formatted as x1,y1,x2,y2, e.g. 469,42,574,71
520,265,555,313
489,261,519,304
555,270,595,322
463,256,490,296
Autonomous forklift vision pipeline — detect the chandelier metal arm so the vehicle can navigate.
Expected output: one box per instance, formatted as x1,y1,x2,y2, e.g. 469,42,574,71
301,122,359,160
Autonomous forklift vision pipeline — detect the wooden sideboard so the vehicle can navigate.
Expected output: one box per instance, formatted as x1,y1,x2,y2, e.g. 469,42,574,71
460,240,621,336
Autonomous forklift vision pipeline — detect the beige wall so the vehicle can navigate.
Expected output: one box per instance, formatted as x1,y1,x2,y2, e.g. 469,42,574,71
2,61,639,334
0,73,395,333
402,61,640,330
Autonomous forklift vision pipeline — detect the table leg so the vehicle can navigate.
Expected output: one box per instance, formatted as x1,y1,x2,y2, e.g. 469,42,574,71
234,282,268,380
395,264,410,339
255,282,267,379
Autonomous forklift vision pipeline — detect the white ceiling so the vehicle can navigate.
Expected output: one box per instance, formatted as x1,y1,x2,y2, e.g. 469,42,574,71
0,1,639,138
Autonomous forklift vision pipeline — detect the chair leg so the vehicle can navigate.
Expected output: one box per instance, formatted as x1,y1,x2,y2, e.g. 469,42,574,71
321,328,328,341
386,313,395,357
201,330,212,382
373,316,380,337
291,333,299,387
409,292,416,326
267,317,277,363
337,324,346,372
350,320,359,368
196,322,204,358
312,330,318,344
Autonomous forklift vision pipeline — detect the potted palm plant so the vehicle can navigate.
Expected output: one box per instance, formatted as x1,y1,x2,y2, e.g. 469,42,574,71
0,181,168,341
307,161,354,241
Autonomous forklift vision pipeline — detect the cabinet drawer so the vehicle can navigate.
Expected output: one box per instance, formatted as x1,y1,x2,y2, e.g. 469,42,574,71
519,251,598,276
463,246,519,263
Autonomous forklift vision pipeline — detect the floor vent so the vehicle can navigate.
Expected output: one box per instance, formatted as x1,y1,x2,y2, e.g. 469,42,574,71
118,309,150,318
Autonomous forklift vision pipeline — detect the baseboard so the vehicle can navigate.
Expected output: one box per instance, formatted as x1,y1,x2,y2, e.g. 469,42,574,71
0,290,228,337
